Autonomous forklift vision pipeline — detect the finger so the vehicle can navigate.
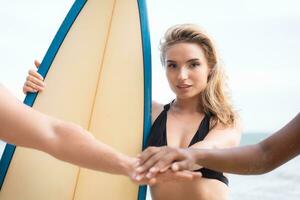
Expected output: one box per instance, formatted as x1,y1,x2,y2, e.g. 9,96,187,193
148,178,157,186
173,171,194,180
156,170,193,182
28,69,44,81
156,152,179,173
24,80,44,92
155,148,186,173
136,147,160,170
34,60,41,68
25,80,44,91
137,150,164,174
189,171,202,179
147,161,172,179
132,176,150,186
174,170,202,181
23,85,36,94
171,161,191,171
134,172,147,182
149,151,180,175
159,164,171,173
138,147,160,164
26,75,45,88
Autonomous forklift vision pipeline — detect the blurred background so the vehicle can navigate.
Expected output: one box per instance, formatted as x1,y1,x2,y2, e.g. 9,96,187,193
0,0,299,199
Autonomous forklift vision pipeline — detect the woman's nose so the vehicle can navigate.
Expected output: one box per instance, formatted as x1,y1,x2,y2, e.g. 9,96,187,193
178,67,188,80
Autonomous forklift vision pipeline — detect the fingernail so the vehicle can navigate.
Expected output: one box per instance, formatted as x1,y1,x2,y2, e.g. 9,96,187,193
172,164,178,171
136,175,142,181
150,167,157,173
136,167,143,173
146,173,152,179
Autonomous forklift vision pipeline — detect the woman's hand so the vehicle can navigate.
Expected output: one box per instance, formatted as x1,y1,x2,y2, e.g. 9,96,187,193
23,60,45,94
132,169,201,186
135,146,201,179
123,155,200,186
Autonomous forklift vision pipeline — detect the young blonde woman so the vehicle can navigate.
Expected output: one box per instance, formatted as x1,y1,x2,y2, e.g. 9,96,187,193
136,24,242,200
24,24,242,199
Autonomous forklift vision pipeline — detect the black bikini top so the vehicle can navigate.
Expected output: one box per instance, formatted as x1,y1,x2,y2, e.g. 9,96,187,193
147,103,229,185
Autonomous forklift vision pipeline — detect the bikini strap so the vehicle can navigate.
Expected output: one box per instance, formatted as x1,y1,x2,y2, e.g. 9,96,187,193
163,104,170,111
163,100,175,111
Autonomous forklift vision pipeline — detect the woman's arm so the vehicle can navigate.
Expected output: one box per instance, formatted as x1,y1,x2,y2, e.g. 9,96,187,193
190,116,243,150
135,113,300,176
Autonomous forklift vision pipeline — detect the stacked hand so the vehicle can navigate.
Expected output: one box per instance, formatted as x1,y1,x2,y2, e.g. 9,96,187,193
23,61,202,186
121,150,201,186
132,146,201,185
135,146,200,179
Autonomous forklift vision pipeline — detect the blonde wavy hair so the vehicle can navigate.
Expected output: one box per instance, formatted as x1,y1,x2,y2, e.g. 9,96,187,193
160,24,236,128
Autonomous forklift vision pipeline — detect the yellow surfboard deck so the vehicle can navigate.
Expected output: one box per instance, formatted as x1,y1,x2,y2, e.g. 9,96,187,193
0,0,151,199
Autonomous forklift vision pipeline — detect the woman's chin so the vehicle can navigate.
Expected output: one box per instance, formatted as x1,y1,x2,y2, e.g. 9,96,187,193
175,93,197,99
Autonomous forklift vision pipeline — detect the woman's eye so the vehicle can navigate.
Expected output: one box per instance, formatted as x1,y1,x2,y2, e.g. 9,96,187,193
167,63,176,68
190,62,200,68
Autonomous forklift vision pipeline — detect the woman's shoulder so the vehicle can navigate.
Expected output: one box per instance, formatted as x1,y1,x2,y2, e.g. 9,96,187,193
152,101,164,124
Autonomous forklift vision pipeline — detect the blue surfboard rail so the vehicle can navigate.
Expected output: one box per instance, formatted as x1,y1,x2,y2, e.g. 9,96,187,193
0,0,87,190
137,0,152,199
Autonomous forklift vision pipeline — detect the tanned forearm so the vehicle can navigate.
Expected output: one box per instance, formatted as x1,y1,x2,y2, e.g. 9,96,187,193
194,144,270,174
193,113,300,174
0,85,134,176
47,120,133,175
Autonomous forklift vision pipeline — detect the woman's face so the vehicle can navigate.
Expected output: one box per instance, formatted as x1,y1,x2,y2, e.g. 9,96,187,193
165,42,211,99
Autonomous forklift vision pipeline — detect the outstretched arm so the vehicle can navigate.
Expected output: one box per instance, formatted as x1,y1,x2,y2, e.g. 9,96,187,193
0,84,133,176
136,113,300,176
136,117,242,178
192,113,300,174
0,85,200,185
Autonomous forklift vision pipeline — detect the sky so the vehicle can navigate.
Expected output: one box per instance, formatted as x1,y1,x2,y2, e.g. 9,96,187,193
0,0,299,133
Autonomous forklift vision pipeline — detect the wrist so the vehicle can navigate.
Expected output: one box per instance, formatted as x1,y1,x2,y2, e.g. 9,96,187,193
117,154,135,177
189,148,204,166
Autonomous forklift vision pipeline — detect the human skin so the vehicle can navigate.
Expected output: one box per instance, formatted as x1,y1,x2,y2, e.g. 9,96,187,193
0,84,200,185
136,43,241,200
1,84,133,176
24,42,241,199
137,113,300,175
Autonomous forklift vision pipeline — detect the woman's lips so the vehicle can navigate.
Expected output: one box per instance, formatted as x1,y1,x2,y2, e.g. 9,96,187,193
176,84,192,90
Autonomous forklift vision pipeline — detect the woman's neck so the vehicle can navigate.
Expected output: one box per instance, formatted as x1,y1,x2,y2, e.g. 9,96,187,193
172,96,203,114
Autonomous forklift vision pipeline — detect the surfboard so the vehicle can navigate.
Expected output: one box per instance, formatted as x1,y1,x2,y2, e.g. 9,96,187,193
0,0,151,199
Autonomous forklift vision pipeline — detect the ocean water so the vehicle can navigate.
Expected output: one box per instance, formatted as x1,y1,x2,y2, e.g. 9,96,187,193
1,133,299,199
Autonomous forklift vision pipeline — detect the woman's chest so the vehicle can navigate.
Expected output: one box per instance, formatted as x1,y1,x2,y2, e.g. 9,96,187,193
166,113,204,147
